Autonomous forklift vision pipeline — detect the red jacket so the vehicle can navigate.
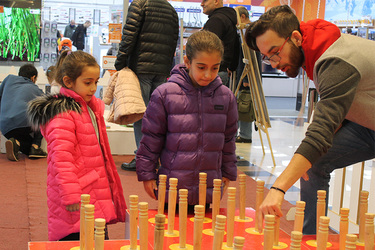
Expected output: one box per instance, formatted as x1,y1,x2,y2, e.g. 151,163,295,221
28,87,126,241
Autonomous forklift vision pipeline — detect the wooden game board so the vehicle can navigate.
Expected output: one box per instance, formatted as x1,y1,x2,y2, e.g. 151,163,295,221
29,207,371,249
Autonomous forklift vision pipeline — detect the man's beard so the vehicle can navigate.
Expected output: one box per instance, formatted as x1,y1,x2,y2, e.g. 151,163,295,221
284,43,304,78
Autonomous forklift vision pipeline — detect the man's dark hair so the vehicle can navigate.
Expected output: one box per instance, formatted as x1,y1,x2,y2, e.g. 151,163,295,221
245,5,300,51
18,63,38,80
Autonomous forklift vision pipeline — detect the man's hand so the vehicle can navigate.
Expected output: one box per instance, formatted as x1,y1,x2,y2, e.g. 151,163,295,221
222,177,230,194
66,203,80,212
143,180,157,200
256,188,284,233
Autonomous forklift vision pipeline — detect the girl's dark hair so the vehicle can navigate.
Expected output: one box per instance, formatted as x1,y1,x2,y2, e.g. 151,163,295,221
55,50,98,88
185,30,224,61
245,5,300,51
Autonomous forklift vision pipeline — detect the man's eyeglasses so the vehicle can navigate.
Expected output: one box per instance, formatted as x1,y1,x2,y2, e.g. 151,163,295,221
261,37,290,65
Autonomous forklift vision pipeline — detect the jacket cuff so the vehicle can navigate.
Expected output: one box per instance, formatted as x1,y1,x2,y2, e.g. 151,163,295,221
295,142,321,165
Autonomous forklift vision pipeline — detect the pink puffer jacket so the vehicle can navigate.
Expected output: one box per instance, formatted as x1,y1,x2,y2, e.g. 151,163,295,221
28,87,126,241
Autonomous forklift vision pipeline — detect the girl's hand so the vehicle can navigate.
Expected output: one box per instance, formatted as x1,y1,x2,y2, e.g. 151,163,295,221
66,203,80,212
143,180,157,200
222,177,230,194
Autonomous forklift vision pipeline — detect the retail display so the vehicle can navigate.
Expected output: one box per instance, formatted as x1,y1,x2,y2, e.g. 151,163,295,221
0,7,41,61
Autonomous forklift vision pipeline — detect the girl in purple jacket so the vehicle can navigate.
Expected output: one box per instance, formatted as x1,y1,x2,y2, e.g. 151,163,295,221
136,30,238,207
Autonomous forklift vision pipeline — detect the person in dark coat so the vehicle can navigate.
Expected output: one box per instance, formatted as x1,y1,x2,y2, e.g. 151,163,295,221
201,0,239,86
71,20,91,50
115,0,179,171
63,20,76,39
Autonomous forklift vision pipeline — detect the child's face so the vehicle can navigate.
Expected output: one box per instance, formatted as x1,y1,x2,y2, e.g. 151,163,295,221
184,51,221,88
64,66,100,103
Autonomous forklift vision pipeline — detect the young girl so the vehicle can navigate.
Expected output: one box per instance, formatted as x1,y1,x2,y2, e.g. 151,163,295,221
136,30,238,206
27,51,126,241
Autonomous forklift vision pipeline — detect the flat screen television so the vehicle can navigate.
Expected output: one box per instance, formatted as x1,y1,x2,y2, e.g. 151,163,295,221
0,0,41,62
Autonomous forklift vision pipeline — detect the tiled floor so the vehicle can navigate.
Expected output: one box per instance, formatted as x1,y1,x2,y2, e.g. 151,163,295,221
235,97,307,205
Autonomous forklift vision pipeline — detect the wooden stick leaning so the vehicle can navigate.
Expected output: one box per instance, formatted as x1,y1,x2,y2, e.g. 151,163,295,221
273,216,281,247
345,234,357,250
293,201,305,233
139,202,149,250
154,214,166,250
239,174,247,220
84,204,95,250
316,190,326,235
226,187,236,247
193,205,205,250
290,231,302,250
316,216,330,250
212,179,222,233
179,189,188,248
212,215,227,250
364,213,374,250
80,194,90,250
358,190,369,244
129,195,139,250
94,218,106,250
167,178,178,235
255,179,265,231
158,175,167,214
339,208,350,250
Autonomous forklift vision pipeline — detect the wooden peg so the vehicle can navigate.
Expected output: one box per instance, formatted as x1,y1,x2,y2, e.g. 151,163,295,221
226,187,236,247
345,234,357,250
255,179,265,232
84,204,95,250
199,172,207,206
358,190,369,244
316,216,330,250
293,201,305,233
158,175,167,214
193,205,205,250
263,215,275,250
179,189,188,248
139,202,148,250
94,218,106,250
316,190,326,234
212,215,227,250
129,195,139,249
364,213,374,250
154,214,166,250
290,231,302,250
167,178,178,235
274,216,281,247
80,194,90,250
212,179,222,232
238,174,247,220
339,208,350,250
233,236,245,250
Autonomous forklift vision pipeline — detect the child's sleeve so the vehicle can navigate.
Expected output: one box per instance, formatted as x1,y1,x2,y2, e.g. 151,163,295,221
136,89,167,181
44,113,82,206
221,92,238,181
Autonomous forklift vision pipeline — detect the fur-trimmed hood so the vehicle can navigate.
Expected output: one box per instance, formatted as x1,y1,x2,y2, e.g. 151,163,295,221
27,94,81,130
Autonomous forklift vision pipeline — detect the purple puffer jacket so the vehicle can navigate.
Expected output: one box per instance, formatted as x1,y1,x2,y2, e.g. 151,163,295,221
136,64,238,205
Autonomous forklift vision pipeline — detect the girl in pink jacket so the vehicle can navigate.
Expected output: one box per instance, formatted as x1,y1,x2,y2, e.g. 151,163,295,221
27,51,126,241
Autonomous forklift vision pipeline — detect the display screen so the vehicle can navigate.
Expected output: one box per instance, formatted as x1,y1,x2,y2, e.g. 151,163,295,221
0,1,41,62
